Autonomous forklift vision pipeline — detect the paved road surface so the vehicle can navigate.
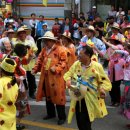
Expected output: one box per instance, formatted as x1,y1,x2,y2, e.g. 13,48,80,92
21,74,129,130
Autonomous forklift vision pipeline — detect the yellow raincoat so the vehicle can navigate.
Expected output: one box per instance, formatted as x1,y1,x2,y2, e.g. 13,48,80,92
64,60,112,123
13,39,38,71
0,77,18,130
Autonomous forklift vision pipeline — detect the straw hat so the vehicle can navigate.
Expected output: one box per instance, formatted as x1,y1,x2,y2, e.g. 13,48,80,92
21,25,31,35
108,34,124,43
7,29,15,33
111,23,120,30
39,31,57,41
17,27,30,35
0,58,16,73
6,29,16,38
87,25,96,34
122,25,130,32
61,31,73,43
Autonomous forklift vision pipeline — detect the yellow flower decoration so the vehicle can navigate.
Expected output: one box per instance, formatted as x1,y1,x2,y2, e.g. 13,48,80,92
121,37,126,43
125,31,128,36
86,39,95,48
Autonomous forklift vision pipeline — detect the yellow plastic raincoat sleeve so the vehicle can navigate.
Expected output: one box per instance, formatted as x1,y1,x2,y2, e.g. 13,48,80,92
64,61,79,82
97,63,112,91
31,41,38,53
0,83,3,101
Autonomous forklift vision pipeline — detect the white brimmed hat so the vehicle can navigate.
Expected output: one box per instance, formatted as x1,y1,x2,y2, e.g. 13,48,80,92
112,23,120,30
17,27,30,35
42,22,48,27
123,25,130,32
6,29,16,37
22,25,31,35
39,31,57,41
7,29,15,33
87,25,96,34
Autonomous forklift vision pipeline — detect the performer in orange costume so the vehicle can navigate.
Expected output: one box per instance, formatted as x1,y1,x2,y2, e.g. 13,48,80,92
32,31,68,125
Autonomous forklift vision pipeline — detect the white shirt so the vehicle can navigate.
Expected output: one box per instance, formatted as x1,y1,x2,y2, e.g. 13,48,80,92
29,19,39,28
73,23,80,39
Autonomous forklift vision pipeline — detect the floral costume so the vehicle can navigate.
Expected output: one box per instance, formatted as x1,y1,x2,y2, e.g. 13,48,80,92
0,77,18,130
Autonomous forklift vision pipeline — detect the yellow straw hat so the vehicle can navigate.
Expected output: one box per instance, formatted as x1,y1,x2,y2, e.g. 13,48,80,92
6,29,17,38
21,25,31,35
17,27,31,35
0,58,16,73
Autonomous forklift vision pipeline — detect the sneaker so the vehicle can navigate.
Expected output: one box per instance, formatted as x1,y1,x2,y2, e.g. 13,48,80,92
57,119,66,125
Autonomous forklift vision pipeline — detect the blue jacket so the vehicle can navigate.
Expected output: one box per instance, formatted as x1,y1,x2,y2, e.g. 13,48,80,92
36,21,46,37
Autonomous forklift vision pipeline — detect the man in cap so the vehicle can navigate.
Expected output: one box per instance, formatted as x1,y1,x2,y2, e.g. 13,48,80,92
32,31,67,125
87,6,99,20
14,27,38,99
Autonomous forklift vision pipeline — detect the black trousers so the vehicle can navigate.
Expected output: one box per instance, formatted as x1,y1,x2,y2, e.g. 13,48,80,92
36,36,42,55
76,99,92,130
109,80,121,103
31,27,35,38
26,71,37,96
43,80,66,120
46,99,66,120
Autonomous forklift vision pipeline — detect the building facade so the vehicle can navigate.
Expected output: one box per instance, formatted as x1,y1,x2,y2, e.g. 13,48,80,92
16,0,66,29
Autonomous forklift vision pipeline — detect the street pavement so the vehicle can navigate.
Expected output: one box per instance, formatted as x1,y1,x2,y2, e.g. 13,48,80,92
21,74,130,130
